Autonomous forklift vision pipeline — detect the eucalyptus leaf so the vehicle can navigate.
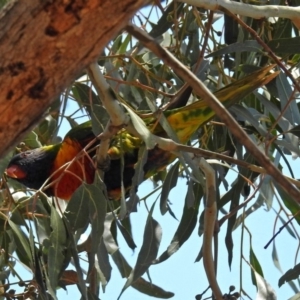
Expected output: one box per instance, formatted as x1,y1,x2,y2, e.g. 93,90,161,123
155,181,202,264
47,206,67,292
119,203,162,298
160,161,180,215
268,37,300,54
8,220,33,268
250,246,264,287
97,237,112,283
64,185,90,231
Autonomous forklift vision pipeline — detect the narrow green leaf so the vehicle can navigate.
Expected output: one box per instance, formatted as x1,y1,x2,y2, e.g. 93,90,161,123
279,263,300,287
166,203,178,220
103,213,119,253
230,105,268,137
9,198,27,226
44,264,57,300
87,175,107,273
289,125,300,138
224,185,240,268
155,182,202,264
34,250,48,299
111,34,123,54
104,213,132,279
35,215,52,246
160,161,180,215
276,71,300,125
116,220,136,250
272,242,282,273
97,237,112,283
130,86,143,106
0,231,11,265
250,246,264,287
131,277,174,299
223,152,255,268
8,220,33,268
272,241,299,293
119,203,162,298
133,207,162,281
149,2,184,38
111,249,132,279
48,206,67,293
185,180,195,208
206,40,262,58
117,33,131,55
64,185,90,231
111,247,174,299
88,176,107,253
63,218,88,298
91,104,109,136
72,82,101,108
268,37,300,54
128,145,147,209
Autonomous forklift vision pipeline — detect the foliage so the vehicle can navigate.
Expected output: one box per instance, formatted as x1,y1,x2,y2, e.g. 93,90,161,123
1,1,300,299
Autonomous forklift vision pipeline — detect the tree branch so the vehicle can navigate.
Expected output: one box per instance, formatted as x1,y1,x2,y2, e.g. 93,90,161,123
181,0,300,22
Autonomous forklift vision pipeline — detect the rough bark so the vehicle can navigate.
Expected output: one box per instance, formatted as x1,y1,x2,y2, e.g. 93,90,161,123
0,0,147,158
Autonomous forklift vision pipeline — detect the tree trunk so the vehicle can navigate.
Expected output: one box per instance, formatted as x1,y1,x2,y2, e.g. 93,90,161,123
0,0,147,158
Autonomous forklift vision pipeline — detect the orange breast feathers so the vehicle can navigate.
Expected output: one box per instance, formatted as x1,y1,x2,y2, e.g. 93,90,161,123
50,137,95,200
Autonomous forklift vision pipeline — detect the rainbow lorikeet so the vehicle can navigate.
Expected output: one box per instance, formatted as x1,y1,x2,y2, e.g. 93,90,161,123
6,66,277,201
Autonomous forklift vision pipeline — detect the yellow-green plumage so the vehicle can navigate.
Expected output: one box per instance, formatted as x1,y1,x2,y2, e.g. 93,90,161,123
107,65,278,181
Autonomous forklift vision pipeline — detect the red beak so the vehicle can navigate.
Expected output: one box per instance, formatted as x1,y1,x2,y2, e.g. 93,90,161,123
6,165,27,179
